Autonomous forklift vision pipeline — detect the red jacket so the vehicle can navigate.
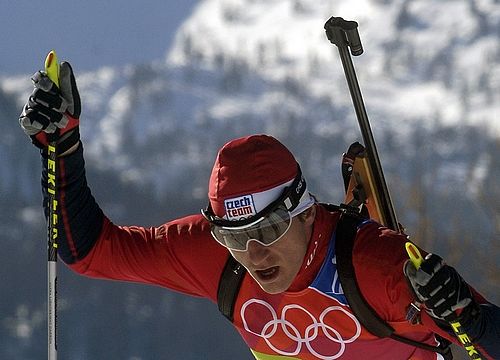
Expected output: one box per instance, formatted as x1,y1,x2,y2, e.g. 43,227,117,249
46,145,497,359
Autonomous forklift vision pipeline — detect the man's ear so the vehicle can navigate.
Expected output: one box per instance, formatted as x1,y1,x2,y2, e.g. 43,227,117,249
302,204,316,226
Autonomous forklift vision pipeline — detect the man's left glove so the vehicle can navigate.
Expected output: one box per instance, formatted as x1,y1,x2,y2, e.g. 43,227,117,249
19,61,81,154
404,253,479,324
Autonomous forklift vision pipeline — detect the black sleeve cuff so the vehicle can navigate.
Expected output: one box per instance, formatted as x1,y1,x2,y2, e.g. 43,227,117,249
462,303,500,359
41,142,104,264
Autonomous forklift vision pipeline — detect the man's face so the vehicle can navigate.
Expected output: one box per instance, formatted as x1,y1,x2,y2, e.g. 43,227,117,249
229,206,315,294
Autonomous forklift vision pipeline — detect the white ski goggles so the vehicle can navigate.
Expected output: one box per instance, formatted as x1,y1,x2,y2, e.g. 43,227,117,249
202,166,306,251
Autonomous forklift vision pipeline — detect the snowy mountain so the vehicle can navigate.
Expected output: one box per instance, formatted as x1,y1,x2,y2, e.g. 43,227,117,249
168,0,499,132
0,0,498,359
3,0,498,199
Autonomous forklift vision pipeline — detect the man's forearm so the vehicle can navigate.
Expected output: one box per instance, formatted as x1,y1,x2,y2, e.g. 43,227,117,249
41,142,104,264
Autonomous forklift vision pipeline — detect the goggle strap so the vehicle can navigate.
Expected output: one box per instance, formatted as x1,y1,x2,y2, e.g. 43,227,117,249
281,171,306,213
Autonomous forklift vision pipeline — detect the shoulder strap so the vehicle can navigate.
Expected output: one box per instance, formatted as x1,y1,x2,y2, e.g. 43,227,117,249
335,213,395,336
335,212,452,358
217,254,246,322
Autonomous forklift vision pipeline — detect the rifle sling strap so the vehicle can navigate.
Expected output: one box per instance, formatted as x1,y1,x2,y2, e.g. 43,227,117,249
217,253,246,322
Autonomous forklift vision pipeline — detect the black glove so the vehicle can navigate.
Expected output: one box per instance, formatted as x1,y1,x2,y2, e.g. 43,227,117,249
405,253,478,323
19,61,81,154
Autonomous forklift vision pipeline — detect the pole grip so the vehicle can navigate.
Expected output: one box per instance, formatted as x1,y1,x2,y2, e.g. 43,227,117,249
405,243,483,359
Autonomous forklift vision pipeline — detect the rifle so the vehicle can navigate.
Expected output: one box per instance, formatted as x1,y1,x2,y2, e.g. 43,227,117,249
324,17,398,230
324,17,483,360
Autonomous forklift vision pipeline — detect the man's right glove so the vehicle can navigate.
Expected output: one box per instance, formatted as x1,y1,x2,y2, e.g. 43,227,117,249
19,61,81,154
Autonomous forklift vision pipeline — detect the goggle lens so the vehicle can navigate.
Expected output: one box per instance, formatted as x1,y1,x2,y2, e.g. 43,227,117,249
210,205,292,251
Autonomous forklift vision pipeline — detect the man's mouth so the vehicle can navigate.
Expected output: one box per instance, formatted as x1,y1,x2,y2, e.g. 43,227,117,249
255,266,279,282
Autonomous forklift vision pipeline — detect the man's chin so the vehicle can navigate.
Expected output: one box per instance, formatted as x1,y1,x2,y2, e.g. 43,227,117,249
253,269,292,294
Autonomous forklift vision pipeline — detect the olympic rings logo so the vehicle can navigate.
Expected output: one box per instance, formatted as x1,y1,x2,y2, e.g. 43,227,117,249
241,299,361,360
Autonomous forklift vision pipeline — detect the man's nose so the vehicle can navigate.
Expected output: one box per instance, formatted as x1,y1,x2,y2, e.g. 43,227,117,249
246,239,270,265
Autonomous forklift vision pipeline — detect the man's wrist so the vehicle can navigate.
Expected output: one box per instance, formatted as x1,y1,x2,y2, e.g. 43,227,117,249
59,141,80,157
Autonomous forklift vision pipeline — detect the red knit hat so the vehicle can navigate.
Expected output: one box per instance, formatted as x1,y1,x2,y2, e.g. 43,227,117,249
209,134,299,218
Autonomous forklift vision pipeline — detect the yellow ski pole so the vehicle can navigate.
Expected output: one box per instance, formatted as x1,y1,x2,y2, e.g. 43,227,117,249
405,242,483,360
45,49,59,360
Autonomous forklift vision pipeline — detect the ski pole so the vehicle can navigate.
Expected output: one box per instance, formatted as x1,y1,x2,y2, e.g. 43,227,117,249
45,49,60,360
405,243,484,360
324,17,399,231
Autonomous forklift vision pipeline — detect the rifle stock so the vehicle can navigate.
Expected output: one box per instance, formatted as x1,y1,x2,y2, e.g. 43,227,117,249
343,151,388,226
